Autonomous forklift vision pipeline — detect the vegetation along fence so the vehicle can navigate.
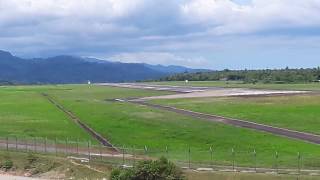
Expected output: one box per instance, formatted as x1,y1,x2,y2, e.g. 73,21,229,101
0,136,320,176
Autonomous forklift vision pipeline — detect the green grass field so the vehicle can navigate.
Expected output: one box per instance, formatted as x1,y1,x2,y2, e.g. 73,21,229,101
0,85,320,169
152,94,320,135
148,81,320,91
0,86,93,141
185,171,320,180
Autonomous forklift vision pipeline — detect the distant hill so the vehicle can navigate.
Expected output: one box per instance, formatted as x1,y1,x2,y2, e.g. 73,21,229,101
143,64,210,74
0,50,208,84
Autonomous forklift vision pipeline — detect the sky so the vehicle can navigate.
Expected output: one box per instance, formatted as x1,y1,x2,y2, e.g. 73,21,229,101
0,0,320,70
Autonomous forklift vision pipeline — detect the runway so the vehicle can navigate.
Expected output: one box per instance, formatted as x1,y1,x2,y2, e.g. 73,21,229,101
99,82,320,145
97,83,307,99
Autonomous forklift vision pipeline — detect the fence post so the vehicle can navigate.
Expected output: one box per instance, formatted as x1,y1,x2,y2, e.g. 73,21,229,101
298,152,301,175
6,137,8,151
253,149,257,172
77,139,79,155
34,137,37,152
122,146,125,166
45,137,47,153
99,144,103,161
144,145,148,156
275,151,278,174
210,146,213,167
55,138,58,156
65,138,68,155
15,136,18,151
133,146,136,167
165,146,169,159
232,148,235,171
188,146,191,169
87,140,91,160
25,137,28,152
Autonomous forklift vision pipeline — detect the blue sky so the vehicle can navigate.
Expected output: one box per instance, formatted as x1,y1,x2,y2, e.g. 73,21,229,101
0,0,319,69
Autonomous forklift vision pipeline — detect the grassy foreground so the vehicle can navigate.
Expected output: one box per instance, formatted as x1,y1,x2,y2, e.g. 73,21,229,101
0,150,110,179
1,150,316,180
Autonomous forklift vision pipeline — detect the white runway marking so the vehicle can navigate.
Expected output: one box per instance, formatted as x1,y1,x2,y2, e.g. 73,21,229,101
97,83,307,99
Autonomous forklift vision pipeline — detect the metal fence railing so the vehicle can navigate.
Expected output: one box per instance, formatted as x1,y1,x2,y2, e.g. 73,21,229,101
0,136,319,176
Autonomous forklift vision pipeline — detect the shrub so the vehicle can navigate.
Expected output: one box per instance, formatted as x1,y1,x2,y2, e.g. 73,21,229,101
110,157,185,180
110,168,135,180
2,160,13,171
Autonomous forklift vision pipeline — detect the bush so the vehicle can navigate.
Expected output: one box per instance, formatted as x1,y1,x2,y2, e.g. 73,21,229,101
2,160,13,171
110,168,135,180
110,157,185,180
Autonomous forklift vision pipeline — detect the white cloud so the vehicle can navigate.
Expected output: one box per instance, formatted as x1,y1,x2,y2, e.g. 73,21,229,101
181,0,240,24
108,52,210,68
1,0,320,38
181,0,320,35
0,0,320,68
0,0,144,20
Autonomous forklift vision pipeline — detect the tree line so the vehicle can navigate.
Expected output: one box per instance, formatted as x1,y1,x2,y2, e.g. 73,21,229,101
158,67,320,83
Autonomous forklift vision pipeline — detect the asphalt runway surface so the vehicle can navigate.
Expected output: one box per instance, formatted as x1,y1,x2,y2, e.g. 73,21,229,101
97,83,211,93
98,83,320,145
98,83,307,99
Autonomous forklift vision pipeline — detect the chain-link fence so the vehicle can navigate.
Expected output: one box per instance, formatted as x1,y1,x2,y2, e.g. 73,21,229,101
0,136,320,176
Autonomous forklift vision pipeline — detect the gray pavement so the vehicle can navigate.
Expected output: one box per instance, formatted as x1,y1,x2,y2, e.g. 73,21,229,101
96,83,214,93
97,83,307,98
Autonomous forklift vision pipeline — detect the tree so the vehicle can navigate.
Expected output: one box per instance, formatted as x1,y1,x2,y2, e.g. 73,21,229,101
157,67,320,84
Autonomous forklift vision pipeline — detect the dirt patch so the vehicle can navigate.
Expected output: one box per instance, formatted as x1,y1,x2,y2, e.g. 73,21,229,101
0,174,39,180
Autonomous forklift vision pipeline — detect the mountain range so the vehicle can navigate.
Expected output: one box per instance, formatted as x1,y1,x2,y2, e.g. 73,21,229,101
0,50,209,84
